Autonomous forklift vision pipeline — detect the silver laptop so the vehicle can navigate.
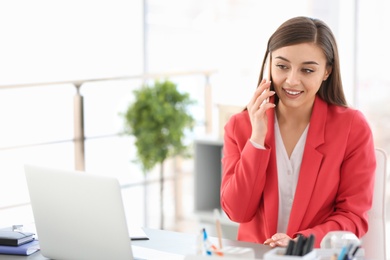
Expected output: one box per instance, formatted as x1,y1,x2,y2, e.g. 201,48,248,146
24,164,135,260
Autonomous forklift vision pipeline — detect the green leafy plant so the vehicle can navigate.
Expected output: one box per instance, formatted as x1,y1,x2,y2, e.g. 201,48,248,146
123,79,195,229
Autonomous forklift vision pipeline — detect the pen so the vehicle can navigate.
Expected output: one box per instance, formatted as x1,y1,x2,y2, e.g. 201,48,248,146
202,228,211,255
285,240,295,255
292,235,305,256
337,246,347,260
352,245,361,257
345,244,354,260
202,228,210,247
202,228,223,256
301,234,315,256
214,208,223,249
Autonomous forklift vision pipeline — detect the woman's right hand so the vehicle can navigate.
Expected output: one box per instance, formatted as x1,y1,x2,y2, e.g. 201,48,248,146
247,79,275,146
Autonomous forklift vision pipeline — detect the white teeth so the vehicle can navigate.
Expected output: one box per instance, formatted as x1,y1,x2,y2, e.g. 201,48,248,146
285,89,301,95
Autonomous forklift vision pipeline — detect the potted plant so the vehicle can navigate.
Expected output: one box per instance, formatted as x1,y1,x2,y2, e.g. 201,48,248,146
123,79,195,229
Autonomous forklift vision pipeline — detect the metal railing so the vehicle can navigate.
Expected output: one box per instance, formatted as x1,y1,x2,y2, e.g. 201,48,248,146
0,70,217,171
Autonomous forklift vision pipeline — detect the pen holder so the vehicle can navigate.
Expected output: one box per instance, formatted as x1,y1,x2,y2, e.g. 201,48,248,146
263,248,316,260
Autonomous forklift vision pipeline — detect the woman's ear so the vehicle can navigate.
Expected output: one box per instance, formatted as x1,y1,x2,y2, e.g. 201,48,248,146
323,66,332,81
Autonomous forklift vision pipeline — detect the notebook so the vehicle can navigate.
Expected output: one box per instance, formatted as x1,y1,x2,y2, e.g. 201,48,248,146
24,164,139,260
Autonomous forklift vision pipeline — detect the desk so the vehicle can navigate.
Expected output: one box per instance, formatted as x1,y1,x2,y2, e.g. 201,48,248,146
0,228,272,259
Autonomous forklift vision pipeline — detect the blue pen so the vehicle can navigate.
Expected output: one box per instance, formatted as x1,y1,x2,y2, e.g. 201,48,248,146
337,246,347,260
203,228,208,240
202,228,212,255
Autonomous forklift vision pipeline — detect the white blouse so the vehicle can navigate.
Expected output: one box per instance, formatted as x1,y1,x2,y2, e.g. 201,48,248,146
274,117,309,233
249,117,309,233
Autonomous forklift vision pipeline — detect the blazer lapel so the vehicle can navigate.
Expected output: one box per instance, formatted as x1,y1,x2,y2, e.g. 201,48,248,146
287,96,327,234
263,103,279,237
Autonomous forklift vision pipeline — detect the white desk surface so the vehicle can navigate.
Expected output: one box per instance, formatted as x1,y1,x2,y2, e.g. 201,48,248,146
0,227,272,259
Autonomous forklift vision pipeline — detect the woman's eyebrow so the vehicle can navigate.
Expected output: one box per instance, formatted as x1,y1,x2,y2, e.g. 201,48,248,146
274,56,319,65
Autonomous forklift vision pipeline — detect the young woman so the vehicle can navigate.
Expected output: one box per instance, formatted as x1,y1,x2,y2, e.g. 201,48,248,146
220,16,376,248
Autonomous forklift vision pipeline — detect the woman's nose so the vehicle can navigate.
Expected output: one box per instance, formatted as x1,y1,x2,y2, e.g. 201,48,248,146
285,70,300,86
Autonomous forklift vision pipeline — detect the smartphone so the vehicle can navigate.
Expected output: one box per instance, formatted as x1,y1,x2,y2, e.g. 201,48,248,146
263,52,271,81
262,52,271,104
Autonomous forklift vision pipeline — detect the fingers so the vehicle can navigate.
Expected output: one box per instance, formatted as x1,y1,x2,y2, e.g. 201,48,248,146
247,79,275,144
247,80,275,111
263,238,273,244
264,233,292,248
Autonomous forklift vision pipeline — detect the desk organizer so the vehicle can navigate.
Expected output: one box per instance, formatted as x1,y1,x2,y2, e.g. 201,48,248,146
263,248,316,260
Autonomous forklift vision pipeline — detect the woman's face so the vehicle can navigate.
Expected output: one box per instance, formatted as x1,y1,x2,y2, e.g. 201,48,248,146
271,42,331,110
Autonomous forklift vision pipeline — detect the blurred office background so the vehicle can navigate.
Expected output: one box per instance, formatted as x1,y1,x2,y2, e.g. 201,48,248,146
0,0,389,245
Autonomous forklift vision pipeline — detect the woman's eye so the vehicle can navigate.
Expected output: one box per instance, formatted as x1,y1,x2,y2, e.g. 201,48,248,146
276,64,287,70
302,68,314,73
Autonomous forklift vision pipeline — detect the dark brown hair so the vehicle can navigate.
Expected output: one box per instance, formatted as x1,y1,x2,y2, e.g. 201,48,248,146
258,16,347,107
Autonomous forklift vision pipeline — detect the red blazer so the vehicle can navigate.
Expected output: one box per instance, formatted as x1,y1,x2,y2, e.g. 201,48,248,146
221,96,376,248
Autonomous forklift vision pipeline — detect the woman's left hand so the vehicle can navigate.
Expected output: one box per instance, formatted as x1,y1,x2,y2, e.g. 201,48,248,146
263,233,295,247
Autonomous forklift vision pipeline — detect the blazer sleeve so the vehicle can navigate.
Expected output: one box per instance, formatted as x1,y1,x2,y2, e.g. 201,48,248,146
220,112,271,223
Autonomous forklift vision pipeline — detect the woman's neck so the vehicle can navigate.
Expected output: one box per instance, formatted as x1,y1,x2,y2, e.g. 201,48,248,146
275,101,313,158
275,102,313,126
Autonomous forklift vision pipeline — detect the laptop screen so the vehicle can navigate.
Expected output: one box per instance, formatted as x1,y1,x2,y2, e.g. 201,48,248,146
25,164,134,260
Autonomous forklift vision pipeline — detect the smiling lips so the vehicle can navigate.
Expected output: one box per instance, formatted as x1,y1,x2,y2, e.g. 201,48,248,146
283,88,303,98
